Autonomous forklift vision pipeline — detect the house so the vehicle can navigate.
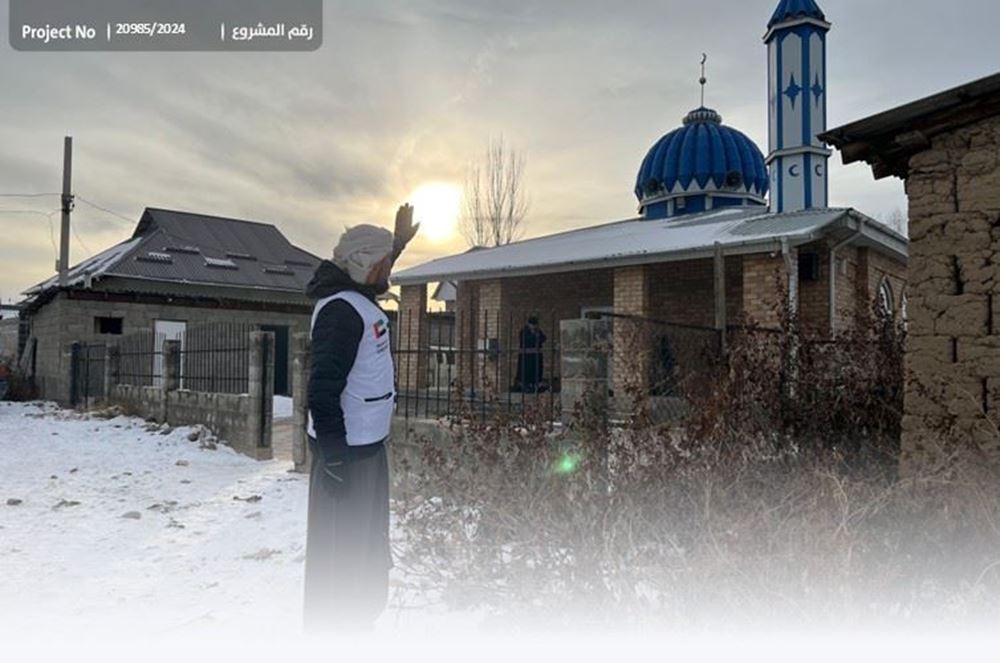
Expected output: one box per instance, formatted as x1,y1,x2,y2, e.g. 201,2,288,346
20,207,321,403
391,0,909,404
821,71,1000,472
0,303,22,362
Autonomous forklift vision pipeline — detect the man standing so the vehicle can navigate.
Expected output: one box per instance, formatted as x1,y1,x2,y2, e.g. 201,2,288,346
303,205,418,633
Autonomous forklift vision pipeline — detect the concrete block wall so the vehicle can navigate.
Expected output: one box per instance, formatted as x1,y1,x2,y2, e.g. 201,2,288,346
22,290,308,405
902,114,1000,471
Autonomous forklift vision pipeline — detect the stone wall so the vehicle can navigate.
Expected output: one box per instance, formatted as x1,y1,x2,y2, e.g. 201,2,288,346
902,114,1000,471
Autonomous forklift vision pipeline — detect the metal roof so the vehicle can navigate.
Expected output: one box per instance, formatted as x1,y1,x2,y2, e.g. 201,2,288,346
25,207,321,296
820,72,1000,180
392,207,908,285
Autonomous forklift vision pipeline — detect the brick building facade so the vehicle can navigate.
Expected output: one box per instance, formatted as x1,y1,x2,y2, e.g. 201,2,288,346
394,209,906,404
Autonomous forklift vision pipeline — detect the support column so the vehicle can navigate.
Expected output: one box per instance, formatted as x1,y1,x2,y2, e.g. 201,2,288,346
742,251,793,329
104,343,119,404
247,331,275,461
714,243,727,353
560,317,611,428
399,284,429,396
291,332,311,473
612,265,651,413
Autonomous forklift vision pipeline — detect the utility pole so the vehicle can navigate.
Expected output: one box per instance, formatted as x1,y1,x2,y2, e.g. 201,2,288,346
58,136,73,286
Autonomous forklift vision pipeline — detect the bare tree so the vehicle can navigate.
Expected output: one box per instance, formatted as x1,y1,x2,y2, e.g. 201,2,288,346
461,136,530,247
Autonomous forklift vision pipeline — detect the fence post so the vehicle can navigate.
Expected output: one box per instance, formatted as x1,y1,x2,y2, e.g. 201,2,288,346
559,318,610,429
163,340,181,392
248,331,275,461
291,332,311,473
68,341,81,408
105,343,120,403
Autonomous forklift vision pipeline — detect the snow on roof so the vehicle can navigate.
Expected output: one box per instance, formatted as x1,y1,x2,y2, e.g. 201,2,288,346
393,207,898,285
24,236,144,295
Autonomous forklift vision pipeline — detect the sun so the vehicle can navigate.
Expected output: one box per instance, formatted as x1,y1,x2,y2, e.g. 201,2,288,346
409,182,461,241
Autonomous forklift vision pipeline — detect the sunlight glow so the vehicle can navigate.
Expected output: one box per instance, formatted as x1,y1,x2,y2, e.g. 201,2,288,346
409,182,461,241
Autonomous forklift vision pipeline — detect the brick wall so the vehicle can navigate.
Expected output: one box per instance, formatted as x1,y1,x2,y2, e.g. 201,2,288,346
742,252,791,329
613,265,651,405
398,284,429,390
902,114,1000,470
646,257,743,328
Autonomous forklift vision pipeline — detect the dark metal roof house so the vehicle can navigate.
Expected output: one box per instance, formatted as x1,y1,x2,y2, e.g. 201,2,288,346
20,208,322,402
25,207,321,304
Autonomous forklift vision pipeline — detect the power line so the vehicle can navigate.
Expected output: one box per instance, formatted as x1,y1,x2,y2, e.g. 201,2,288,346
0,208,59,216
72,223,93,257
75,196,135,225
0,193,60,198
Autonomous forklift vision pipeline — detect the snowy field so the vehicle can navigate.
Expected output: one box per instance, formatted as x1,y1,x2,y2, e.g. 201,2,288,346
0,400,993,662
0,400,467,644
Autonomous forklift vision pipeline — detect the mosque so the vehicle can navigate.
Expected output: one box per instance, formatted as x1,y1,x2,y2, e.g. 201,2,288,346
392,0,909,399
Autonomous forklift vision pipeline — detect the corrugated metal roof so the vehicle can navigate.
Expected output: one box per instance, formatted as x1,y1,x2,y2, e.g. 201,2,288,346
393,207,906,285
25,208,320,296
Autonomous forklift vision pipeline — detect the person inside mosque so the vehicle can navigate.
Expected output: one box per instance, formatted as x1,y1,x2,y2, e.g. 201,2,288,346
514,315,547,394
392,0,908,407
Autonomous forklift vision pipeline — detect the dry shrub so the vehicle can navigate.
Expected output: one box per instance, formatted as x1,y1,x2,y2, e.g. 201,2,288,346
392,312,1000,631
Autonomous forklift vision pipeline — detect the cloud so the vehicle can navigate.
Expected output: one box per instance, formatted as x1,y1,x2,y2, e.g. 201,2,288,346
1,0,998,301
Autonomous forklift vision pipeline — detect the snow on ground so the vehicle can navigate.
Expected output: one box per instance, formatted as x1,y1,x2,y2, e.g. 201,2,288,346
0,401,471,640
273,395,293,419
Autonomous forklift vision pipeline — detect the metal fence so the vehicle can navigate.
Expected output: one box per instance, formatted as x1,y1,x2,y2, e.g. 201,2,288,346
180,322,251,394
393,308,562,424
117,329,164,387
69,342,106,407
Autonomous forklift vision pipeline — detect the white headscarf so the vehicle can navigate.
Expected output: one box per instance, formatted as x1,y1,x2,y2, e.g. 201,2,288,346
332,224,394,284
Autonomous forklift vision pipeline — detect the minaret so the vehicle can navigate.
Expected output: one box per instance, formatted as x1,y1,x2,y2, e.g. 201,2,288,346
765,0,831,213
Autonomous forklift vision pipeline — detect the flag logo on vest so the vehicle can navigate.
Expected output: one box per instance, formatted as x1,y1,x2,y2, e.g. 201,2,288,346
373,319,388,339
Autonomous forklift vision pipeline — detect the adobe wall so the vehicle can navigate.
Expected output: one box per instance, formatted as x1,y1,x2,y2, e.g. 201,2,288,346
902,114,1000,471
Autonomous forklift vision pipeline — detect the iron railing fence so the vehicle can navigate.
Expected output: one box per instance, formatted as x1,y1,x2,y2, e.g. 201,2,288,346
116,329,164,387
69,342,107,407
179,322,252,394
392,308,561,425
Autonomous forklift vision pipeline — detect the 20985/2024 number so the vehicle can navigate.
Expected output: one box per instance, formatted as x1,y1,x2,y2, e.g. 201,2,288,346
114,23,186,36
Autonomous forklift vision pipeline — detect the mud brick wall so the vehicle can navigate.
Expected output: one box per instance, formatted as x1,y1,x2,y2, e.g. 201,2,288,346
902,114,1000,471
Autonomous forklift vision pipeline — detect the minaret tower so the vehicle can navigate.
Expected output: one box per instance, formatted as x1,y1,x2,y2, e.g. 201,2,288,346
765,0,831,213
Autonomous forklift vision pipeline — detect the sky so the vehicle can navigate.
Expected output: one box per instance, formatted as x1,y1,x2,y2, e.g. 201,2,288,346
1,0,999,303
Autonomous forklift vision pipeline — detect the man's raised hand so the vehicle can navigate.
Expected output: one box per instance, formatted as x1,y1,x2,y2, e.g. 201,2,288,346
393,203,420,253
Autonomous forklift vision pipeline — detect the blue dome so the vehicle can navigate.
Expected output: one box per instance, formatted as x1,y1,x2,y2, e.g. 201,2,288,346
767,0,825,28
635,107,768,218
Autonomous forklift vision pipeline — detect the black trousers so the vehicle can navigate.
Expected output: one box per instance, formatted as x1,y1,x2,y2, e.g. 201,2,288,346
303,436,391,634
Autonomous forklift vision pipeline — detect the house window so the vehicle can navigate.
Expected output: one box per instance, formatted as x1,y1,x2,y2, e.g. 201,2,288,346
877,278,895,318
94,316,123,335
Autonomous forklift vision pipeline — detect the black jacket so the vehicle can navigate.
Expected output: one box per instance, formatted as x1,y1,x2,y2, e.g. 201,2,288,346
305,261,382,440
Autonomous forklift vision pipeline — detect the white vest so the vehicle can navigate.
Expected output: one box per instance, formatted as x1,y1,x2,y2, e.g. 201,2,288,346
307,290,395,446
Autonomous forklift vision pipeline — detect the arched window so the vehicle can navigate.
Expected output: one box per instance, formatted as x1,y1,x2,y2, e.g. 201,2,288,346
877,278,895,318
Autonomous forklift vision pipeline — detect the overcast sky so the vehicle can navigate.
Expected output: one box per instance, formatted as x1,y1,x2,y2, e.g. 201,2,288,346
1,0,999,303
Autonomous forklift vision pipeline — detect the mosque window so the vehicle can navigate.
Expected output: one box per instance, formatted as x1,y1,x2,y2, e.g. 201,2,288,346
877,278,895,318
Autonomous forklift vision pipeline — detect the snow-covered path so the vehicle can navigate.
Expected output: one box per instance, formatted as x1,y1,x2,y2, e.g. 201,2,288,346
0,401,457,640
